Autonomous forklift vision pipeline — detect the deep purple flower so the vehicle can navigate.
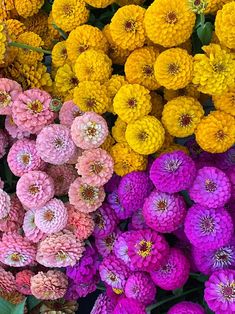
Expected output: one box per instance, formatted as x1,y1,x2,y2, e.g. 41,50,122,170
105,174,121,193
225,166,235,201
107,191,133,220
95,229,121,257
215,146,235,170
113,231,133,268
113,298,146,314
130,208,147,230
91,293,115,314
65,279,97,300
168,301,205,314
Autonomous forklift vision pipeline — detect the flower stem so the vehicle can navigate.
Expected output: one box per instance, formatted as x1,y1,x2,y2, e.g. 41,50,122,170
52,23,68,40
146,287,203,312
200,13,205,26
8,42,51,54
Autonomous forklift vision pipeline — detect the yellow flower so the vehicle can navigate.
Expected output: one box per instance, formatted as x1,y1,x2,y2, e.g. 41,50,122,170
52,41,68,67
179,38,192,55
150,92,164,120
55,63,79,94
213,90,235,116
125,115,165,155
101,134,115,153
110,5,146,51
204,0,233,14
0,22,8,67
188,0,208,14
154,48,193,90
113,83,152,123
162,96,204,137
116,0,145,5
111,142,147,176
73,81,111,114
144,0,195,47
84,0,114,8
195,110,235,153
193,44,235,96
14,0,44,18
52,0,89,32
103,24,130,65
16,31,44,66
215,2,235,50
5,19,26,38
48,11,61,40
66,25,109,63
125,46,160,90
74,49,112,84
163,84,200,101
112,118,127,143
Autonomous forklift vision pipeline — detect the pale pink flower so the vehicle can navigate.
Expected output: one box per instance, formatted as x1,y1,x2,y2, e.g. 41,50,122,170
0,78,22,115
23,209,46,243
59,100,84,127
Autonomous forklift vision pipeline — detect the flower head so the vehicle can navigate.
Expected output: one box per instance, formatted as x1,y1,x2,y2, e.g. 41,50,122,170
113,297,146,314
0,267,16,293
0,129,8,159
95,229,121,258
23,209,46,243
59,100,84,127
16,270,34,295
213,90,235,117
91,293,115,314
14,0,44,18
168,301,205,314
0,78,22,115
55,63,78,95
93,204,118,239
107,190,133,219
0,189,11,219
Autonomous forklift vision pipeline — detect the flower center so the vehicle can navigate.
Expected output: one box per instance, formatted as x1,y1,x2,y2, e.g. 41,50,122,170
137,131,148,141
213,63,226,73
168,63,180,75
164,158,182,172
70,77,79,86
179,114,192,127
90,162,103,174
78,45,88,53
124,19,136,32
56,250,68,260
61,48,67,55
127,98,137,108
28,100,43,113
86,98,96,109
28,184,40,195
55,175,64,184
213,247,234,268
43,210,55,222
21,153,30,165
108,272,117,282
156,199,168,211
205,179,217,192
0,91,11,108
165,11,178,24
85,122,99,138
105,235,115,248
200,215,215,234
94,212,104,229
10,252,21,262
80,184,99,201
143,65,154,76
161,263,172,274
113,288,123,295
216,130,226,141
63,4,73,16
54,138,64,148
137,240,152,258
219,282,235,300
73,109,83,118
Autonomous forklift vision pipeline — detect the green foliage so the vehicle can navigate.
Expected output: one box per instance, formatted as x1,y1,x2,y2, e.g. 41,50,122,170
197,21,214,45
0,297,26,314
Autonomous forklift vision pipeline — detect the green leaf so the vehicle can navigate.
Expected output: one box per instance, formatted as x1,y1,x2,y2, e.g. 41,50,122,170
190,272,209,283
26,296,41,311
197,22,214,45
0,297,26,314
173,288,183,296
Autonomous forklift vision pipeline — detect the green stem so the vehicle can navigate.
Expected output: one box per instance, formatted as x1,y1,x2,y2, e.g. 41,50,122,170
52,23,68,40
8,42,51,54
146,287,203,312
96,285,106,291
200,13,205,26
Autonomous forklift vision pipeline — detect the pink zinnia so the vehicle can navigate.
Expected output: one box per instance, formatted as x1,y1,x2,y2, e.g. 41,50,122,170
30,270,68,300
23,209,46,243
0,189,11,219
0,267,16,293
35,198,68,234
71,112,108,149
0,129,8,159
12,89,54,134
69,177,105,213
59,100,84,127
36,230,84,267
0,78,22,115
5,115,30,140
76,148,114,186
0,232,36,267
16,270,34,295
16,170,54,209
7,139,45,177
0,178,4,190
46,164,77,196
67,146,83,164
36,124,76,165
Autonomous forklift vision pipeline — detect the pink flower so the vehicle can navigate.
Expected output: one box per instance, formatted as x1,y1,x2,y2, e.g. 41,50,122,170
69,177,105,213
67,147,83,164
16,270,34,295
36,230,84,267
0,267,16,293
5,116,30,140
59,100,84,127
0,189,11,219
0,78,22,115
0,178,4,190
35,198,68,234
0,232,36,267
16,171,55,209
76,148,114,186
71,112,108,149
36,124,76,165
12,89,54,134
30,270,68,300
0,129,8,159
23,209,46,243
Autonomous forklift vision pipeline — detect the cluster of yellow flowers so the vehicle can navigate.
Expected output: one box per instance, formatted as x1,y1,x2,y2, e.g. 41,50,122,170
0,0,234,176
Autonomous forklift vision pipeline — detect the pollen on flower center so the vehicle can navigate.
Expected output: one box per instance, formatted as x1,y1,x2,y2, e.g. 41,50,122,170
213,63,226,73
63,4,74,16
80,184,99,201
179,114,192,127
28,184,40,195
143,65,154,76
10,252,22,262
216,130,226,141
124,19,136,32
90,162,103,174
43,210,55,222
0,91,11,107
219,283,235,300
156,199,168,211
21,153,30,165
86,98,96,109
200,216,215,234
165,11,178,24
108,272,117,282
205,179,217,192
137,240,152,257
28,100,43,113
164,158,182,172
127,98,137,108
168,63,180,75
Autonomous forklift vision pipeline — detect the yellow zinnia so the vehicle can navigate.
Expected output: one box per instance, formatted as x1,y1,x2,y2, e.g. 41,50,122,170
52,41,68,68
55,63,79,94
112,118,127,143
213,90,235,117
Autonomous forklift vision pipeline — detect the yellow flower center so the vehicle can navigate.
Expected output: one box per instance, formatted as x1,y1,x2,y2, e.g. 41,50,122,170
168,63,180,75
124,19,136,32
0,91,11,108
113,288,123,295
216,130,226,141
165,11,178,24
137,240,152,258
28,100,43,113
28,184,40,195
10,252,21,262
43,210,55,222
213,63,226,73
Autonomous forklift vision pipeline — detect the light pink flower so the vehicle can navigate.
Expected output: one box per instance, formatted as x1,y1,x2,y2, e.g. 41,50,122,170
67,147,83,164
0,189,11,219
12,89,54,134
16,270,34,295
0,267,16,293
23,209,46,243
69,177,105,213
0,78,22,115
5,115,30,140
71,112,108,149
59,100,84,127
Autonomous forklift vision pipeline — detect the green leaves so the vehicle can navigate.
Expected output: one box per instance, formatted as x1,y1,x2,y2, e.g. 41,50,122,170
197,21,214,45
0,297,26,314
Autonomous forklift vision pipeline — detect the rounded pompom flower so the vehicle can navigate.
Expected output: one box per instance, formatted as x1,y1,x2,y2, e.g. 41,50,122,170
213,90,235,117
125,272,156,305
16,171,54,210
113,297,146,314
168,301,205,314
189,167,231,208
0,232,36,267
31,270,68,300
5,116,30,140
66,204,94,241
150,248,190,290
59,100,84,127
95,229,121,258
34,198,68,234
76,148,113,187
99,253,131,290
150,150,196,193
107,190,133,219
0,267,16,293
0,78,22,115
0,130,8,159
12,89,54,134
36,124,76,165
0,189,11,219
143,189,186,233
184,204,233,250
127,229,170,272
71,112,108,149
204,269,235,314
15,270,34,295
91,293,115,314
131,208,147,230
125,115,165,155
23,209,45,243
114,231,133,267
36,230,84,267
118,171,152,212
69,177,105,213
93,204,118,239
7,139,45,177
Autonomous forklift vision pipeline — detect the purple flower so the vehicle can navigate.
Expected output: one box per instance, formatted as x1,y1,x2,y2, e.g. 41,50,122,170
150,151,196,193
189,166,231,208
107,191,133,220
168,301,205,314
113,231,133,268
184,204,233,250
91,293,115,314
65,279,97,300
215,146,235,171
113,298,146,314
105,174,121,193
130,208,147,230
95,229,121,257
